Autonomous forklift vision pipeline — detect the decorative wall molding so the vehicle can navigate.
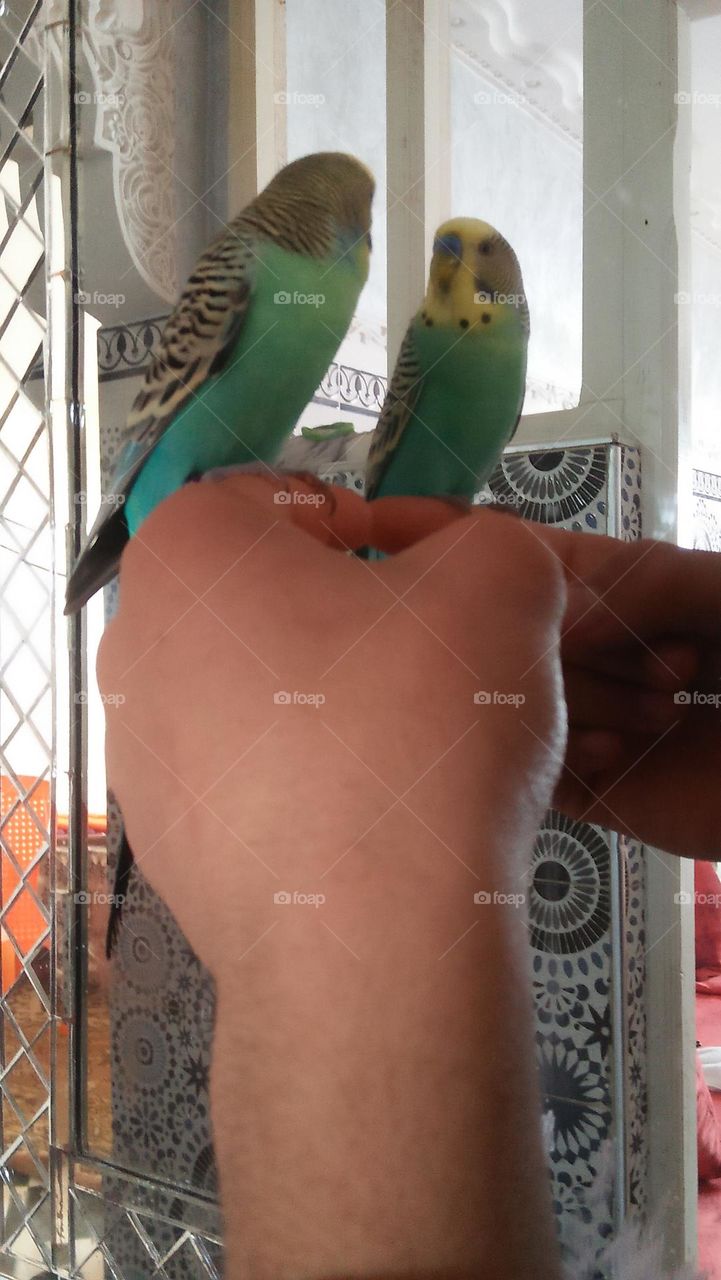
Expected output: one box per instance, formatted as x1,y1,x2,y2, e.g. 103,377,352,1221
96,320,577,422
450,0,583,150
96,317,390,415
97,315,168,378
82,0,180,302
693,466,721,499
315,362,387,418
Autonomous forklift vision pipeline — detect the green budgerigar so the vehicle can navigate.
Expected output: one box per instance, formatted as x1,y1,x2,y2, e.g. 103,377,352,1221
65,150,374,614
65,151,373,959
365,217,529,507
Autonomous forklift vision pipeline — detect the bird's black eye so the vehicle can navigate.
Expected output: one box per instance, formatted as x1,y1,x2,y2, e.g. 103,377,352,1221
479,242,492,255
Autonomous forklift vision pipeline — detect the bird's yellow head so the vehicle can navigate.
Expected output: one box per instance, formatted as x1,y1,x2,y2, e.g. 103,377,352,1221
420,217,529,338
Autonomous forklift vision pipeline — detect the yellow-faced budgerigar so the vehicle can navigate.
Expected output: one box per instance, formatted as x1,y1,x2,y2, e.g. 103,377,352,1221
365,218,528,509
65,151,374,615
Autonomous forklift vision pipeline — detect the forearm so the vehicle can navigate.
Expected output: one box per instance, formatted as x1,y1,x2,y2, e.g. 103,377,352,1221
209,800,561,1280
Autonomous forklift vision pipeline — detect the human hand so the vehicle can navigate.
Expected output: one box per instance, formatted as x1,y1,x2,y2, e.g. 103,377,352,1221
550,530,721,856
97,472,566,1280
97,472,566,979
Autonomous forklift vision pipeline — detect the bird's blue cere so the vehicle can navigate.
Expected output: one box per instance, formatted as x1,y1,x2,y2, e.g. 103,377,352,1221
433,232,463,261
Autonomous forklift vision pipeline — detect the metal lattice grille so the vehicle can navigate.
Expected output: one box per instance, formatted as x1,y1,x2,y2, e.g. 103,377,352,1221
0,0,53,1270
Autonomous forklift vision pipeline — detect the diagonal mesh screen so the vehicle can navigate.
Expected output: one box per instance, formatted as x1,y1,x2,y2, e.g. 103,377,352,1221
0,0,53,1269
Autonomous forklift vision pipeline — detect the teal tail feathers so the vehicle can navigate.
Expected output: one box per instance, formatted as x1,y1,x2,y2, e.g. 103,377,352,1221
65,508,129,615
105,826,134,959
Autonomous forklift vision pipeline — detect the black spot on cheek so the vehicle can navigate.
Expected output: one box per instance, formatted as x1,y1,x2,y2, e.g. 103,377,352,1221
459,318,469,329
425,318,434,327
482,314,491,325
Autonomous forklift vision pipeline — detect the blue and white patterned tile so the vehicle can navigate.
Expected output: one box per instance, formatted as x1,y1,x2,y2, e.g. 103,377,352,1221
621,835,647,1217
489,443,637,1259
693,468,721,551
618,447,642,541
482,444,611,531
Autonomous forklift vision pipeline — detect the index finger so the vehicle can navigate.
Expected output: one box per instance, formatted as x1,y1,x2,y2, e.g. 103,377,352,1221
204,471,469,552
554,536,721,648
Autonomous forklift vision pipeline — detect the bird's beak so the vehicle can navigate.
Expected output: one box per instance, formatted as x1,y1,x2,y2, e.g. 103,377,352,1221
430,251,461,296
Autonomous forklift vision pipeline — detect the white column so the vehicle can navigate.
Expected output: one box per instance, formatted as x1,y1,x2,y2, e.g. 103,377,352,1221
579,0,693,1269
386,0,451,367
514,0,694,1265
516,0,687,555
644,6,696,1270
227,0,287,213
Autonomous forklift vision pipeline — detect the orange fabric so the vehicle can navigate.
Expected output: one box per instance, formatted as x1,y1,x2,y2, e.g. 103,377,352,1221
0,775,49,963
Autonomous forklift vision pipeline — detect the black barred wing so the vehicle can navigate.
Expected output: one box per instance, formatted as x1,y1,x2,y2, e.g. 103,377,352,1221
124,234,259,459
65,232,259,614
365,325,423,501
